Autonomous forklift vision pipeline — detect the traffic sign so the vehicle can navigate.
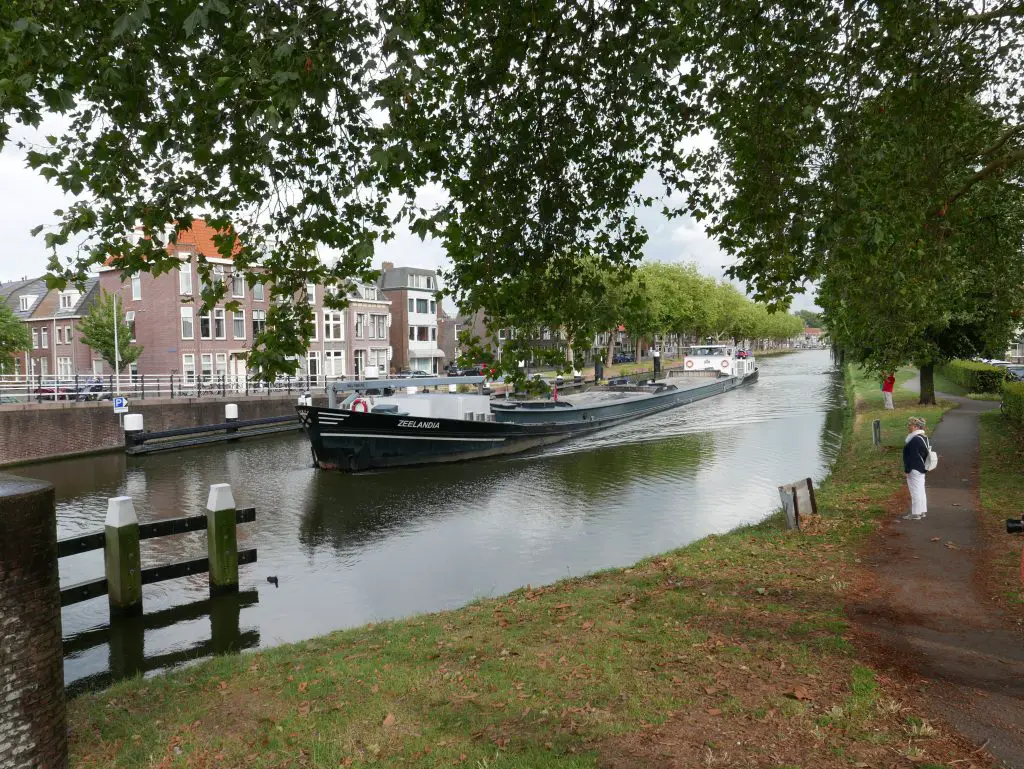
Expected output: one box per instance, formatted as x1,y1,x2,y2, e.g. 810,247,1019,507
113,396,128,414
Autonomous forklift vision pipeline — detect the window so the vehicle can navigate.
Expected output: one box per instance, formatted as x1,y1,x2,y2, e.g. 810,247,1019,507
252,310,266,336
13,358,21,376
213,265,225,281
215,352,228,378
60,293,74,310
180,307,194,340
306,283,316,304
430,300,436,314
200,312,212,339
55,327,63,345
408,326,416,341
231,272,245,298
65,325,72,344
41,328,48,348
430,326,437,342
200,353,213,381
307,350,321,378
231,310,245,339
125,311,136,342
39,358,48,375
408,297,414,313
372,314,386,340
179,261,193,295
31,329,38,349
355,313,365,339
416,298,428,314
417,326,429,342
309,312,318,342
426,276,433,289
58,357,73,377
182,354,196,383
131,275,142,301
19,295,33,311
325,350,345,378
542,328,551,341
213,308,226,339
253,281,264,301
324,311,344,340
370,348,389,367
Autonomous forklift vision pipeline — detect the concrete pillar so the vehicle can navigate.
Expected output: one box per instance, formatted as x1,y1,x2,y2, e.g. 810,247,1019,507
0,474,67,769
123,413,144,449
225,403,239,439
105,496,142,617
207,484,238,596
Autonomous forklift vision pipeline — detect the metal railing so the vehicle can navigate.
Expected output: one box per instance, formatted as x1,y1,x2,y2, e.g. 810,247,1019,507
0,372,355,404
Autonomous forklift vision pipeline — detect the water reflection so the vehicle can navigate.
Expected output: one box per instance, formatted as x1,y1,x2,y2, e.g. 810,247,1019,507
11,350,843,691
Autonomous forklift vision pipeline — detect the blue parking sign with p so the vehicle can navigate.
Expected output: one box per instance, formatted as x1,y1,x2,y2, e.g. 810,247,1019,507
113,396,128,414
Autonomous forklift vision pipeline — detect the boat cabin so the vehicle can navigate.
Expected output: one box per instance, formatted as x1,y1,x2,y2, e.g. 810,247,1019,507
328,376,495,422
681,345,756,378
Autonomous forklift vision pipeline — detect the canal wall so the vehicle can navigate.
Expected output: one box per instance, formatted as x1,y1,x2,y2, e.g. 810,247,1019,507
0,395,326,467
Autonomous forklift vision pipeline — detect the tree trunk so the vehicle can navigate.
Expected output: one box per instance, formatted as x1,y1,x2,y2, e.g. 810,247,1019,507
606,333,615,367
918,362,936,405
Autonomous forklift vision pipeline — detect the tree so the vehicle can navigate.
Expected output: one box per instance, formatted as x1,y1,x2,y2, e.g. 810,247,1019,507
0,303,31,374
78,291,143,373
795,310,823,329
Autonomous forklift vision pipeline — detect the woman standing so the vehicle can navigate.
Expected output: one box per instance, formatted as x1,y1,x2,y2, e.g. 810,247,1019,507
882,371,896,410
902,416,930,520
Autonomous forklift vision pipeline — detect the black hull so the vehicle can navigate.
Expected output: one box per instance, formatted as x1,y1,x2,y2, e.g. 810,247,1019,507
297,371,757,472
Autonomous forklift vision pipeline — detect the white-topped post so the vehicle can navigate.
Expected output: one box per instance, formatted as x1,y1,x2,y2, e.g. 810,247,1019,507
225,403,239,437
104,495,142,616
206,483,239,595
123,413,144,449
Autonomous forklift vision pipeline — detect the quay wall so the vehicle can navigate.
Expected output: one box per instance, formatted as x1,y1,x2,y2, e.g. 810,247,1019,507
0,395,325,467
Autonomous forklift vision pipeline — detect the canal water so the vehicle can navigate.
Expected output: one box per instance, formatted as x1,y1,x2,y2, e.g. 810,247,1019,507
13,349,844,693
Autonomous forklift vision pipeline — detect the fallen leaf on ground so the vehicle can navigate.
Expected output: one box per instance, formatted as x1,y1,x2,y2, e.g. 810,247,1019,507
786,686,812,701
945,541,960,550
707,708,722,716
930,537,941,542
383,713,396,727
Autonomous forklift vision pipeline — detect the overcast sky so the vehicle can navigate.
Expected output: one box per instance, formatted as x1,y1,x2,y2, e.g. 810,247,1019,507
0,132,817,312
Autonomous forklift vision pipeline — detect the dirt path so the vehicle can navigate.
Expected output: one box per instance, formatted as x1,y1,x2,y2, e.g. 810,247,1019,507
850,389,1024,767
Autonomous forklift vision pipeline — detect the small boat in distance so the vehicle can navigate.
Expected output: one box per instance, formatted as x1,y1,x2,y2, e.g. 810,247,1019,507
297,347,757,472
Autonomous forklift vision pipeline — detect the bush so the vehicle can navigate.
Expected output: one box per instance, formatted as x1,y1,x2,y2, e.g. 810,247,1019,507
1003,380,1024,426
938,360,1007,393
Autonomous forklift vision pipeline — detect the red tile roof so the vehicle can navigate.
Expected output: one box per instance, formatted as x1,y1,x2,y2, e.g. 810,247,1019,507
105,217,241,266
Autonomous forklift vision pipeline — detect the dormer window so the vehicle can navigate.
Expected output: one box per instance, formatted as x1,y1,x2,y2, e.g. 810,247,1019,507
19,295,34,312
59,292,78,310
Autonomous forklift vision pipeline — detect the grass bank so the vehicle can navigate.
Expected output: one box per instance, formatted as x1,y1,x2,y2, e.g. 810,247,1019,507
977,411,1024,622
70,368,981,769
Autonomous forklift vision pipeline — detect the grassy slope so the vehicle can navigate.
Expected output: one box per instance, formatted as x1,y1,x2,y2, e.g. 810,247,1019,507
977,412,1024,620
68,369,981,769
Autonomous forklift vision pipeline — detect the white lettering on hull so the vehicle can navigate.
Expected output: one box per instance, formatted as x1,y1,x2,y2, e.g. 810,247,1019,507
396,419,441,429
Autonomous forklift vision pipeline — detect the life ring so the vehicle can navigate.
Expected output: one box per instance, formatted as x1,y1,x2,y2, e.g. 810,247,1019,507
721,360,729,368
685,360,694,368
351,397,369,413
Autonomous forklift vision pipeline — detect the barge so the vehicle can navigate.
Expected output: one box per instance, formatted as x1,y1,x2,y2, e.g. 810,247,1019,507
297,345,757,472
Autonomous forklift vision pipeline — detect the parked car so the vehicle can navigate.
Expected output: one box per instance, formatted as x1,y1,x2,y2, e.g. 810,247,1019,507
395,369,431,378
446,362,494,378
612,353,635,364
1004,366,1024,382
32,384,76,401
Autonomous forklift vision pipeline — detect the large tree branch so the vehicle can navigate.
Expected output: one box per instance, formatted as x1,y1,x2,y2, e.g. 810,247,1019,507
979,124,1024,158
961,4,1024,25
933,148,1024,216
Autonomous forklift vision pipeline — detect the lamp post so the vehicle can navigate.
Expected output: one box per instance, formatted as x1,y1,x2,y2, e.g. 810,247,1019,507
112,292,121,397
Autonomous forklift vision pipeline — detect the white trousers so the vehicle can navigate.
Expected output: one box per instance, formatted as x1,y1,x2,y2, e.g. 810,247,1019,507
883,391,894,409
907,470,927,516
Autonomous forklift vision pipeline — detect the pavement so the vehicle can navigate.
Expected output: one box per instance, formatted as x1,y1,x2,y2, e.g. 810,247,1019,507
850,380,1024,767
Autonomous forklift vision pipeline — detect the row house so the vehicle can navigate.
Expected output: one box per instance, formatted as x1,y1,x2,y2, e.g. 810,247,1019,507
96,219,392,383
379,263,444,374
0,276,100,379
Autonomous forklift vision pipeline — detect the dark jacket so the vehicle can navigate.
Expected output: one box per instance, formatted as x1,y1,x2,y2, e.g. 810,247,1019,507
903,433,929,474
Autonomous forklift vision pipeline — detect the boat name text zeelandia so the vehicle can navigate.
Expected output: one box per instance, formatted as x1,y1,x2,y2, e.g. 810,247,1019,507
397,419,441,429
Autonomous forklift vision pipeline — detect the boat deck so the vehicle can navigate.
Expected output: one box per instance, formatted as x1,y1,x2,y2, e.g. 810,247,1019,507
495,376,718,411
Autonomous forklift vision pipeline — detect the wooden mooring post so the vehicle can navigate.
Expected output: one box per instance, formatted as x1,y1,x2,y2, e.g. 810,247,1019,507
207,483,240,595
0,473,67,769
105,496,142,617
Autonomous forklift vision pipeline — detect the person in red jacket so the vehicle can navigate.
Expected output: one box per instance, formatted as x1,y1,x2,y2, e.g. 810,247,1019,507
881,371,896,410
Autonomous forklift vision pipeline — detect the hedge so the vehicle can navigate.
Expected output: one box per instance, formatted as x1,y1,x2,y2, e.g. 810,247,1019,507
1003,380,1024,426
937,360,1007,393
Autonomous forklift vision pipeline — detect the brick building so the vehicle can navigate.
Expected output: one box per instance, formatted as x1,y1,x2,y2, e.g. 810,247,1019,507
379,262,443,374
346,282,392,378
0,276,100,378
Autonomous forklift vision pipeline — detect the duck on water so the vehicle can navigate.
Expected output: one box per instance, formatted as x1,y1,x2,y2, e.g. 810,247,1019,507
296,346,758,472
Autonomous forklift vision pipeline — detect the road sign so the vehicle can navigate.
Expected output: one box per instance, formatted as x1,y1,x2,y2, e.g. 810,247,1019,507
113,396,128,414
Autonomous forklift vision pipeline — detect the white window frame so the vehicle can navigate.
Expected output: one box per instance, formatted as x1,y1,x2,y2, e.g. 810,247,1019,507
125,311,136,342
307,350,321,377
40,328,48,349
213,308,226,340
55,327,63,345
231,272,246,299
233,310,246,340
182,354,196,383
65,325,72,344
60,293,73,310
20,295,32,312
200,311,212,340
408,297,414,313
39,357,48,376
131,275,142,301
430,326,437,342
252,309,266,336
180,307,194,340
306,283,316,305
355,313,365,339
253,281,264,301
31,329,38,349
200,353,213,381
324,311,344,341
430,300,436,314
215,352,228,378
179,261,193,295
57,357,73,377
416,297,429,314
324,349,345,378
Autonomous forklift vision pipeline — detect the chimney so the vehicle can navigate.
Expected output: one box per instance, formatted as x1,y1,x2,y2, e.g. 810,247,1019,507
381,261,394,271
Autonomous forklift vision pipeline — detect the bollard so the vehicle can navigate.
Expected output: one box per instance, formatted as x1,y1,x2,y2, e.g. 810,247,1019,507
653,349,661,376
123,413,144,449
225,403,239,439
207,483,239,595
872,419,881,446
105,496,142,617
0,474,67,769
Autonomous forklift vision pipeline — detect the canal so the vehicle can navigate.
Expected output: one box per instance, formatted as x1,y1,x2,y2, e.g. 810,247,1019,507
12,349,844,693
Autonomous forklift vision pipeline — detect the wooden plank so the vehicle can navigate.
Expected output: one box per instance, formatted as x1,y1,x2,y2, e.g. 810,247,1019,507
57,531,106,558
60,577,108,607
136,507,255,540
140,548,257,586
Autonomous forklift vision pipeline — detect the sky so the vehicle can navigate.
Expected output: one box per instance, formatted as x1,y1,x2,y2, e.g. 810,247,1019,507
0,127,818,312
